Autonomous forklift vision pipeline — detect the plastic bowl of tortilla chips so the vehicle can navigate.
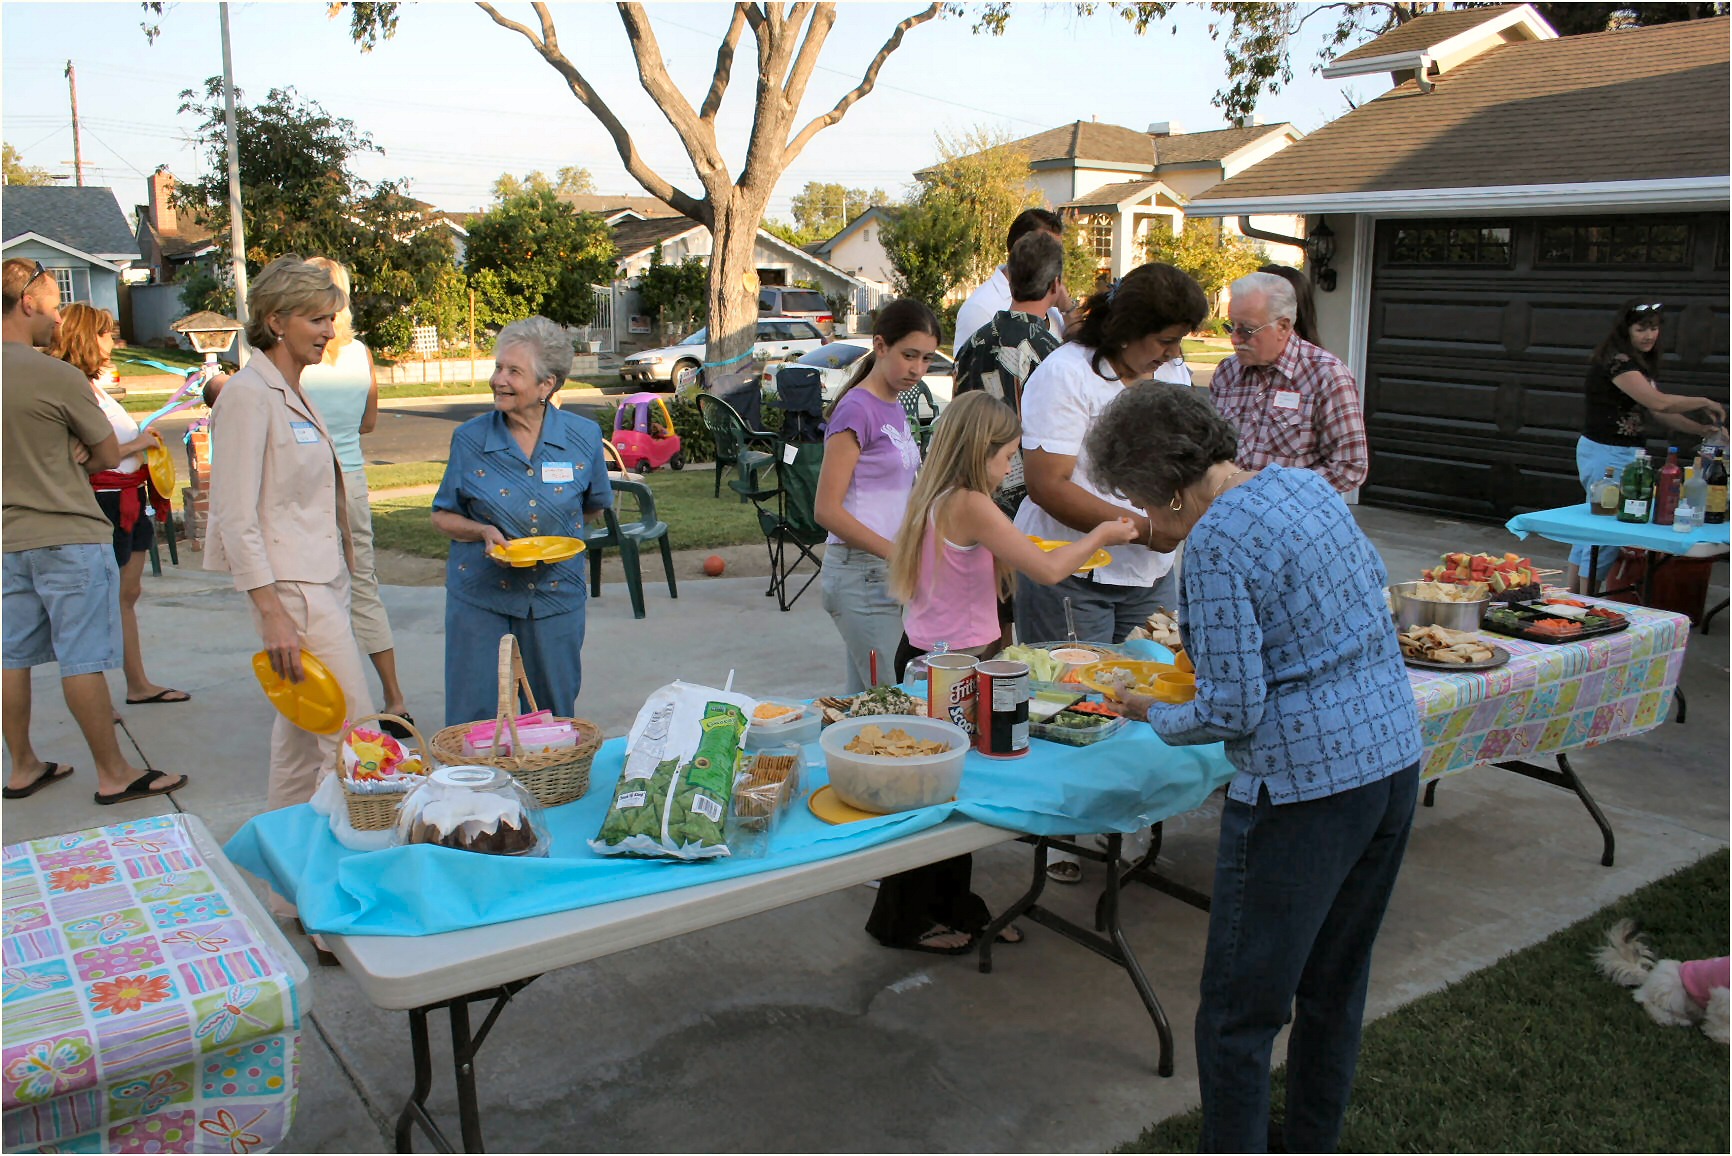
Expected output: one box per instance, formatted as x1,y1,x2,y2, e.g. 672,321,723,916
819,714,968,815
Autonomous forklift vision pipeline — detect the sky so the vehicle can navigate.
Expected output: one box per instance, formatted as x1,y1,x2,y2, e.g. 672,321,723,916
0,1,1385,222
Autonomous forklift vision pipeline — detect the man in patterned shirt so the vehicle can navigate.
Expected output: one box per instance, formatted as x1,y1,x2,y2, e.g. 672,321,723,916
1208,271,1369,493
952,230,1065,515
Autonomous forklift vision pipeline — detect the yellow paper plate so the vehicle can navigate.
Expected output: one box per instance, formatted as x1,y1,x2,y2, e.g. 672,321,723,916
145,441,176,498
808,784,886,825
487,535,586,568
1028,536,1112,573
251,650,347,735
1076,658,1177,698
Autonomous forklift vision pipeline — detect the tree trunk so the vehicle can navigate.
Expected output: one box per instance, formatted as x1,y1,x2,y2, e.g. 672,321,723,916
702,188,772,388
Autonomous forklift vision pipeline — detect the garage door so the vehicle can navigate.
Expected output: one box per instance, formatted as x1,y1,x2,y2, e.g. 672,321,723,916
1360,212,1730,521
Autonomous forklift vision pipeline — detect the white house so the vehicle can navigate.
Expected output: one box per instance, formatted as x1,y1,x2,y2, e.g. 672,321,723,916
1186,4,1730,520
922,119,1307,282
806,205,897,288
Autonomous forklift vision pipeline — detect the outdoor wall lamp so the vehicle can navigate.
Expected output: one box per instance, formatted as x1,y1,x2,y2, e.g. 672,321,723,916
1307,218,1338,293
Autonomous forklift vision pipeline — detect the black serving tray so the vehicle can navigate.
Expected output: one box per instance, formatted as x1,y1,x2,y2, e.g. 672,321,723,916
1480,602,1630,644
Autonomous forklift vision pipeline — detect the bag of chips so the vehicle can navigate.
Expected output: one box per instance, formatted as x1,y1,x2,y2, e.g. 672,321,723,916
591,682,754,860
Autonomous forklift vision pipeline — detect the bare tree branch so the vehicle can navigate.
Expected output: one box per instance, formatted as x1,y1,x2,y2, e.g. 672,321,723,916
785,3,940,159
781,1,836,111
617,1,727,191
475,2,707,222
699,4,750,122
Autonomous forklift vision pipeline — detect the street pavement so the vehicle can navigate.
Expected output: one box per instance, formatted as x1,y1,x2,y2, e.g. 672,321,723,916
1,505,1726,1152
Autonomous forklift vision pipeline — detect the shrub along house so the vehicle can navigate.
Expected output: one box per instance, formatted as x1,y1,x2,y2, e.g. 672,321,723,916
1186,4,1730,519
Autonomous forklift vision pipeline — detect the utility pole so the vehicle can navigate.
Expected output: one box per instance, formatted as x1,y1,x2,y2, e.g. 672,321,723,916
64,61,83,187
219,2,249,364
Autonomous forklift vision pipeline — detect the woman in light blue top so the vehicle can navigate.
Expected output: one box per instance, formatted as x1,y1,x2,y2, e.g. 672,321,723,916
299,257,412,733
1087,385,1422,1155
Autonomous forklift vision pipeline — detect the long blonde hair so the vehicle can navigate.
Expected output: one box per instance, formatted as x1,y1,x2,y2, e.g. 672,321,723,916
304,256,356,362
888,391,1021,603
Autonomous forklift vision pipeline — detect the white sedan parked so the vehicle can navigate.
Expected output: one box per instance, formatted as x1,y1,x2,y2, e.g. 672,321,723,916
619,317,826,388
766,338,954,411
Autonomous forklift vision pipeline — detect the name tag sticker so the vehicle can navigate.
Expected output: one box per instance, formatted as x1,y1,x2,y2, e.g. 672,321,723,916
1273,391,1301,411
541,461,575,483
290,421,320,444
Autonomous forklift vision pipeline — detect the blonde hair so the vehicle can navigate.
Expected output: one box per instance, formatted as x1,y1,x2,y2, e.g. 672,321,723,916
304,256,356,361
245,255,346,351
48,302,118,380
888,391,1021,603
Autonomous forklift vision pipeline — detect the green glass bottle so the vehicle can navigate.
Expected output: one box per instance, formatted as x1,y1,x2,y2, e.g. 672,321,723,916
1617,452,1654,524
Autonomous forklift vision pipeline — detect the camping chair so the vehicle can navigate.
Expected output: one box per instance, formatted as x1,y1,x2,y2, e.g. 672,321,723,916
585,478,677,620
898,381,940,452
695,392,776,503
747,366,828,612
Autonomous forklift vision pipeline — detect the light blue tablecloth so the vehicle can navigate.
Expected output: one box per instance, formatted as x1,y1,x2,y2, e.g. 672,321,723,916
225,688,1235,938
1506,502,1731,556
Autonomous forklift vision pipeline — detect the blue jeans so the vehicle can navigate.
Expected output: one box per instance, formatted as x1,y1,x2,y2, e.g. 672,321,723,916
1572,437,1640,579
443,598,586,728
820,545,903,693
1195,762,1420,1154
1014,570,1173,646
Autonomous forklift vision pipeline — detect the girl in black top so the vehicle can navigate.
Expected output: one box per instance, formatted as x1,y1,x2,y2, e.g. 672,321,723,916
1570,299,1726,591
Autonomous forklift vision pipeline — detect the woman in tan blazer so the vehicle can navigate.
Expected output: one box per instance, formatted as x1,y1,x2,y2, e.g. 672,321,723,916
205,257,375,927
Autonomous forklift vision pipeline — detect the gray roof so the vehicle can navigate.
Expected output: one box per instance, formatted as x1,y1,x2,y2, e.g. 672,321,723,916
3,186,141,260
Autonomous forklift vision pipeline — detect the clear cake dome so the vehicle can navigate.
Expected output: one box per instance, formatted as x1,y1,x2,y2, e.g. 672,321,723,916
392,765,550,857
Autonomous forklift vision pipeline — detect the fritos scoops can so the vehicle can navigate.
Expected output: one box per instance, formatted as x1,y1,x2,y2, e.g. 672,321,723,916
975,659,1030,758
924,653,978,737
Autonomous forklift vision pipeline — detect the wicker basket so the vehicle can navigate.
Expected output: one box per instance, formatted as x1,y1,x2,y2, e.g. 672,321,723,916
334,713,435,832
429,634,602,807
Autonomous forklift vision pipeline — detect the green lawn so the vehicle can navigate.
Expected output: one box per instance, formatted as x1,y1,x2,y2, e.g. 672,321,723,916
364,461,447,491
113,346,207,378
1118,850,1731,1154
370,464,768,558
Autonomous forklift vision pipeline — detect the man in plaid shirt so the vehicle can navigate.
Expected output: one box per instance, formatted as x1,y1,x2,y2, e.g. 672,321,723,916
1208,271,1369,493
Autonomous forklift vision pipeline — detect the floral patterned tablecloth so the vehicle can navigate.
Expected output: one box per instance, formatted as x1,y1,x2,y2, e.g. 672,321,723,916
1407,596,1691,780
1,813,303,1154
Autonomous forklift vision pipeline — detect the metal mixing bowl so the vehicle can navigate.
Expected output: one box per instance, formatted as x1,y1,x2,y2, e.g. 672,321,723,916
1388,581,1489,632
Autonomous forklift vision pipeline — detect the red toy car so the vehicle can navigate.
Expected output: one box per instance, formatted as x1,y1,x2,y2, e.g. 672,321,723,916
608,392,685,473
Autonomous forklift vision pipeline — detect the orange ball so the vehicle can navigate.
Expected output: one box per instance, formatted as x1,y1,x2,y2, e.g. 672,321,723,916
703,554,726,577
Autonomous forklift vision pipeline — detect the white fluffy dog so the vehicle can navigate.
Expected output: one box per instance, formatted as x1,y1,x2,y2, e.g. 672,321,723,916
1593,919,1729,1044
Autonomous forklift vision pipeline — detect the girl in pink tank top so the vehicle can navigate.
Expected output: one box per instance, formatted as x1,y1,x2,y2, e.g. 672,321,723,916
888,392,1137,673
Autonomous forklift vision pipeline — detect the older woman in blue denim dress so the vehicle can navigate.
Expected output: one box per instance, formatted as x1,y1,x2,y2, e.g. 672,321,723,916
431,317,612,725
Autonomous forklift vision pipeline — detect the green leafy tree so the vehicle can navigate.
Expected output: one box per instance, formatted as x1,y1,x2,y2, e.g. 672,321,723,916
1143,218,1263,303
173,77,455,353
915,127,1044,288
492,166,596,202
463,189,618,327
634,246,709,340
788,181,889,243
1062,227,1106,300
881,199,971,312
2,143,56,186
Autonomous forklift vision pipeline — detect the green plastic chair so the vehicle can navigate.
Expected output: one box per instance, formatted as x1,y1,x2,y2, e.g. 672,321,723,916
586,478,677,620
696,393,776,503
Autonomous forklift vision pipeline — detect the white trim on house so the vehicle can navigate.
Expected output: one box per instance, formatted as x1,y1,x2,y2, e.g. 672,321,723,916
1188,176,1731,218
614,222,870,290
1322,4,1556,80
0,232,127,271
1031,158,1153,175
811,206,895,259
1319,49,1433,81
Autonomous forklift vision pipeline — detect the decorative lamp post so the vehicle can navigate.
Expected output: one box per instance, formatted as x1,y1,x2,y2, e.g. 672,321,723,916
171,311,245,368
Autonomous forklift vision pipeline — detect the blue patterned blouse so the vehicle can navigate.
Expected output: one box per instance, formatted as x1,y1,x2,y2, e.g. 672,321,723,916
433,406,612,618
1147,465,1422,805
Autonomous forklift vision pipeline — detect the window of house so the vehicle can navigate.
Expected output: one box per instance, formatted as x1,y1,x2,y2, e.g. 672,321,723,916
1387,224,1512,266
1536,219,1691,266
52,268,74,305
1089,216,1113,262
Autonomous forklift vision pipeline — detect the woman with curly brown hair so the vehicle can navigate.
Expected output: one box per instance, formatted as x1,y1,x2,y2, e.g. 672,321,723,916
50,304,190,707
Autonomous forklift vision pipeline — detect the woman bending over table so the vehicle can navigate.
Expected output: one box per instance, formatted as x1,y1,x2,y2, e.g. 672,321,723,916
205,257,376,912
1570,299,1726,592
1087,385,1422,1155
815,299,937,692
49,303,190,707
431,316,612,727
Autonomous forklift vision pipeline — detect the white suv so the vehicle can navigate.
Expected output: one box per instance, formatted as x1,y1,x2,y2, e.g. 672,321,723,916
619,317,826,388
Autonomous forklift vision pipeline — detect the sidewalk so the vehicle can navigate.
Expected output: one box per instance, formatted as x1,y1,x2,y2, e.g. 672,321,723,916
2,507,1726,1152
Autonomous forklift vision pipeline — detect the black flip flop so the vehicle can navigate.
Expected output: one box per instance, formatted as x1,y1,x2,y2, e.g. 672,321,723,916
378,713,416,740
94,769,188,806
903,924,976,956
996,923,1026,946
3,762,74,800
125,689,192,705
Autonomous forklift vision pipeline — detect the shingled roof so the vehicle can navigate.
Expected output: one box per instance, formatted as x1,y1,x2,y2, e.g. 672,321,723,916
610,214,702,259
1331,3,1522,64
3,186,141,259
1060,180,1166,212
1152,124,1298,166
1192,17,1729,206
